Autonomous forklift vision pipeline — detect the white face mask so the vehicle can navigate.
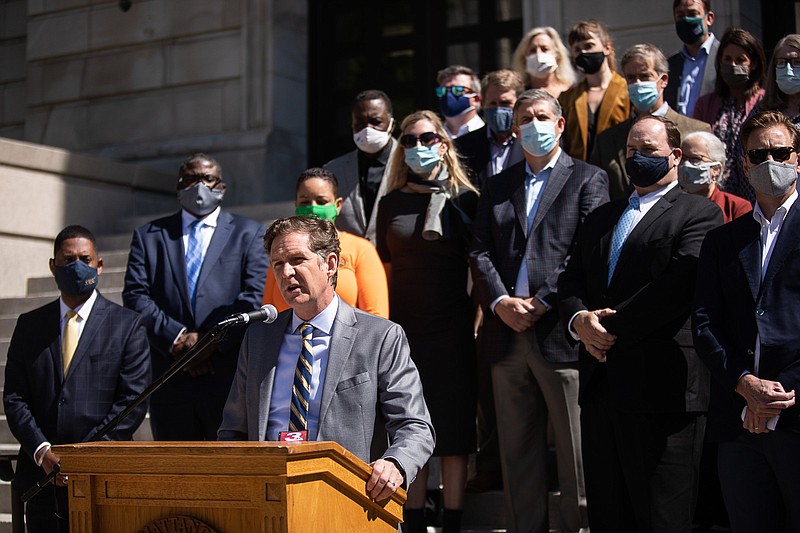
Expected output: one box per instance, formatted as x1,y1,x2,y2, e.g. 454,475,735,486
353,120,393,154
678,160,719,193
526,52,558,79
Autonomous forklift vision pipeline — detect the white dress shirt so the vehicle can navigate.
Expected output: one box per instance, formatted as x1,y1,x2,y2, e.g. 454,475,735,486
447,114,486,139
266,295,339,441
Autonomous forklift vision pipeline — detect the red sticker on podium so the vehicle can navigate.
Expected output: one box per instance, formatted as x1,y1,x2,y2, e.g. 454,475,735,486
279,430,307,442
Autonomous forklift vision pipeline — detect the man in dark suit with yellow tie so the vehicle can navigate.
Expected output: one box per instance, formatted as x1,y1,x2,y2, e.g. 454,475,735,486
4,225,151,532
560,115,722,532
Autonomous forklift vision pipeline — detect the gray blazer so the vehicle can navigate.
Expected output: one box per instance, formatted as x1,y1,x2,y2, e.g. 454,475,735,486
218,299,434,484
324,140,398,244
665,36,720,111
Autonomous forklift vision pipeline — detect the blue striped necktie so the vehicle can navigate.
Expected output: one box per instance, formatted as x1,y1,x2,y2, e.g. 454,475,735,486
289,323,314,432
185,219,204,310
607,195,640,285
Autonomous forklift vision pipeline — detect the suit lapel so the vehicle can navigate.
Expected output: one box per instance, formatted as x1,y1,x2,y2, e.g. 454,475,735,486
530,152,571,234
344,152,367,230
366,141,397,239
197,210,233,290
163,213,193,313
258,312,292,440
759,202,800,300
47,300,64,385
318,302,357,434
507,164,529,237
575,85,589,149
739,233,762,302
64,294,109,382
597,75,626,132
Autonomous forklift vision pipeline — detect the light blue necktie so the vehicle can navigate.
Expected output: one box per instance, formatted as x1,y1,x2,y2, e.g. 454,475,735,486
185,219,204,310
289,323,314,432
607,196,640,285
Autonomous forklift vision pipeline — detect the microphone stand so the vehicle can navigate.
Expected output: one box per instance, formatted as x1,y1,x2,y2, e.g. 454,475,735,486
22,320,236,503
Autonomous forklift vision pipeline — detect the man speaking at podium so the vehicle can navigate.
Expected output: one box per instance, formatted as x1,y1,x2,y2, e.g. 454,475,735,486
219,216,434,500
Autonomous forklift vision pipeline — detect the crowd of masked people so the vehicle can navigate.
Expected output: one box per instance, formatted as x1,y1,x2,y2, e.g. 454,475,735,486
6,0,800,532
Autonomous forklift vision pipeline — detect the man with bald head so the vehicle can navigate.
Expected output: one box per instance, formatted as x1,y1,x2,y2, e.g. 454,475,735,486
559,115,722,532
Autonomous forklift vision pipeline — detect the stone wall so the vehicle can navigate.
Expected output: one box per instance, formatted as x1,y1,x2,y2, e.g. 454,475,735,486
0,0,26,140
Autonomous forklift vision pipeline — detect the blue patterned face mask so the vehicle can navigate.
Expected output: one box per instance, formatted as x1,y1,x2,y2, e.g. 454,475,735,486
54,260,99,297
484,107,514,135
627,81,661,112
404,144,442,175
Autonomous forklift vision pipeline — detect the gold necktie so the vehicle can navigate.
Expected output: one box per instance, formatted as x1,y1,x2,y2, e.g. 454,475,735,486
62,310,79,377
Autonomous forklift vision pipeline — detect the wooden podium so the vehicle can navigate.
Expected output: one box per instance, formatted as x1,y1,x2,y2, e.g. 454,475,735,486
52,441,405,533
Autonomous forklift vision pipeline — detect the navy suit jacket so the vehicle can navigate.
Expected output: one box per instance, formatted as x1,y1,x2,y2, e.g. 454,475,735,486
694,202,800,439
122,209,268,401
559,184,722,413
470,153,609,363
455,126,525,189
3,294,151,491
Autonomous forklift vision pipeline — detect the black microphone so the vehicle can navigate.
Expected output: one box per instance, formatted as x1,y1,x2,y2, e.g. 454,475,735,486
217,305,279,327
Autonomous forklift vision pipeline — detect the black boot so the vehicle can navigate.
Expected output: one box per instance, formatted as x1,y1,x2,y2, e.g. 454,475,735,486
442,508,463,533
403,508,426,533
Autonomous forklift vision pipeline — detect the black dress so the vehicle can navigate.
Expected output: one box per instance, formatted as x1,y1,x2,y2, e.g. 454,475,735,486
376,186,478,456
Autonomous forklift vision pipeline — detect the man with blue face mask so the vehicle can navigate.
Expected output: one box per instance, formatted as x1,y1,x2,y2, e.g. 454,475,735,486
470,88,609,533
456,69,526,189
5,225,151,532
665,0,719,116
694,110,800,533
436,64,485,139
123,153,268,441
560,115,722,532
590,43,711,201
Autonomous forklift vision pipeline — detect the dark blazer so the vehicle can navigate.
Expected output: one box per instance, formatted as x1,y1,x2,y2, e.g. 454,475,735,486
589,107,712,201
122,210,268,400
470,152,609,363
559,184,722,413
4,294,151,491
455,126,525,189
218,300,435,484
665,37,720,111
693,202,800,439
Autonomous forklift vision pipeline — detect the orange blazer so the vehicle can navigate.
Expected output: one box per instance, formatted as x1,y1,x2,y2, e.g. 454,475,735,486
263,230,389,318
559,71,630,161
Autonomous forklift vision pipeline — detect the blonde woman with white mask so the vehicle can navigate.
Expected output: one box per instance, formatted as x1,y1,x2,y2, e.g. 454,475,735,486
512,26,576,98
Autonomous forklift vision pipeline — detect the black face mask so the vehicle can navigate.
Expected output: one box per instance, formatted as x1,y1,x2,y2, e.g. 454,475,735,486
574,51,606,74
625,151,672,188
54,260,99,297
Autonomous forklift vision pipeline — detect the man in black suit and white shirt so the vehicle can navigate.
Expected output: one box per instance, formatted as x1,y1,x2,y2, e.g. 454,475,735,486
559,114,722,532
470,88,609,533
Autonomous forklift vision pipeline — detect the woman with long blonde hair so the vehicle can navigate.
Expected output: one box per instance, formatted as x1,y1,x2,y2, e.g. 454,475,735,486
376,110,478,533
512,26,576,98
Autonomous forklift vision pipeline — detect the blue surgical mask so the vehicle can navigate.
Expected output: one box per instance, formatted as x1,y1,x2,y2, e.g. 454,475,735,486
519,120,558,157
625,151,672,188
675,17,706,45
404,144,442,175
484,107,514,136
439,91,473,118
776,64,800,96
54,260,99,297
628,81,661,112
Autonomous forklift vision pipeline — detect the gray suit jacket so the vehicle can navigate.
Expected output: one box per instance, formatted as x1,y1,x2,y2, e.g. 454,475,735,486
324,140,398,244
589,107,711,201
665,36,720,111
218,299,434,484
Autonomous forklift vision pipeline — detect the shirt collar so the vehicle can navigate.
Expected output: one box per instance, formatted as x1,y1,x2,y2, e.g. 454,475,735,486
525,147,561,178
449,115,486,138
181,206,221,231
291,293,340,336
631,179,679,207
753,189,799,226
59,289,98,321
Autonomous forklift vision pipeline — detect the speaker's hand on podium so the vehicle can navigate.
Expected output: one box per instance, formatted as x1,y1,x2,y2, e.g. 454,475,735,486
367,458,403,501
41,449,68,487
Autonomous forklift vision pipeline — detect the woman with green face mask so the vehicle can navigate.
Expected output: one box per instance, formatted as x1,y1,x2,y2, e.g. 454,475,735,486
261,168,389,318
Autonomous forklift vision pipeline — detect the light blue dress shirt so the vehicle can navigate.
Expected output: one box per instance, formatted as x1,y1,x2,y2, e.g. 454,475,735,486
677,34,716,116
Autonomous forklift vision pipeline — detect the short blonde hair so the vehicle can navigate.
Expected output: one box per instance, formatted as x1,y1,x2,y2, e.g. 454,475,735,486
481,69,526,101
512,26,576,87
385,110,477,194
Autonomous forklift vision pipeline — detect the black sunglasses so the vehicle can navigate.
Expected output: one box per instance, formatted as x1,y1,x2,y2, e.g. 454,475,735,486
178,173,221,188
399,132,442,149
747,147,796,165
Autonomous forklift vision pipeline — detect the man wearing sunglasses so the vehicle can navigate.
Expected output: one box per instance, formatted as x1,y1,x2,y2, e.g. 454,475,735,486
324,90,397,244
123,153,269,441
436,65,484,139
694,110,800,533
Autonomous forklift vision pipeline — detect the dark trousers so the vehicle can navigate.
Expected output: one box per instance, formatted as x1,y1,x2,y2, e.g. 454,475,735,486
581,378,705,533
718,429,800,533
25,484,69,533
150,393,226,440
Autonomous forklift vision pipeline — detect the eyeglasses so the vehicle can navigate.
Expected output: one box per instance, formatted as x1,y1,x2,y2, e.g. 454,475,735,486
399,132,442,149
178,173,221,188
776,58,800,69
435,85,476,98
746,147,796,164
